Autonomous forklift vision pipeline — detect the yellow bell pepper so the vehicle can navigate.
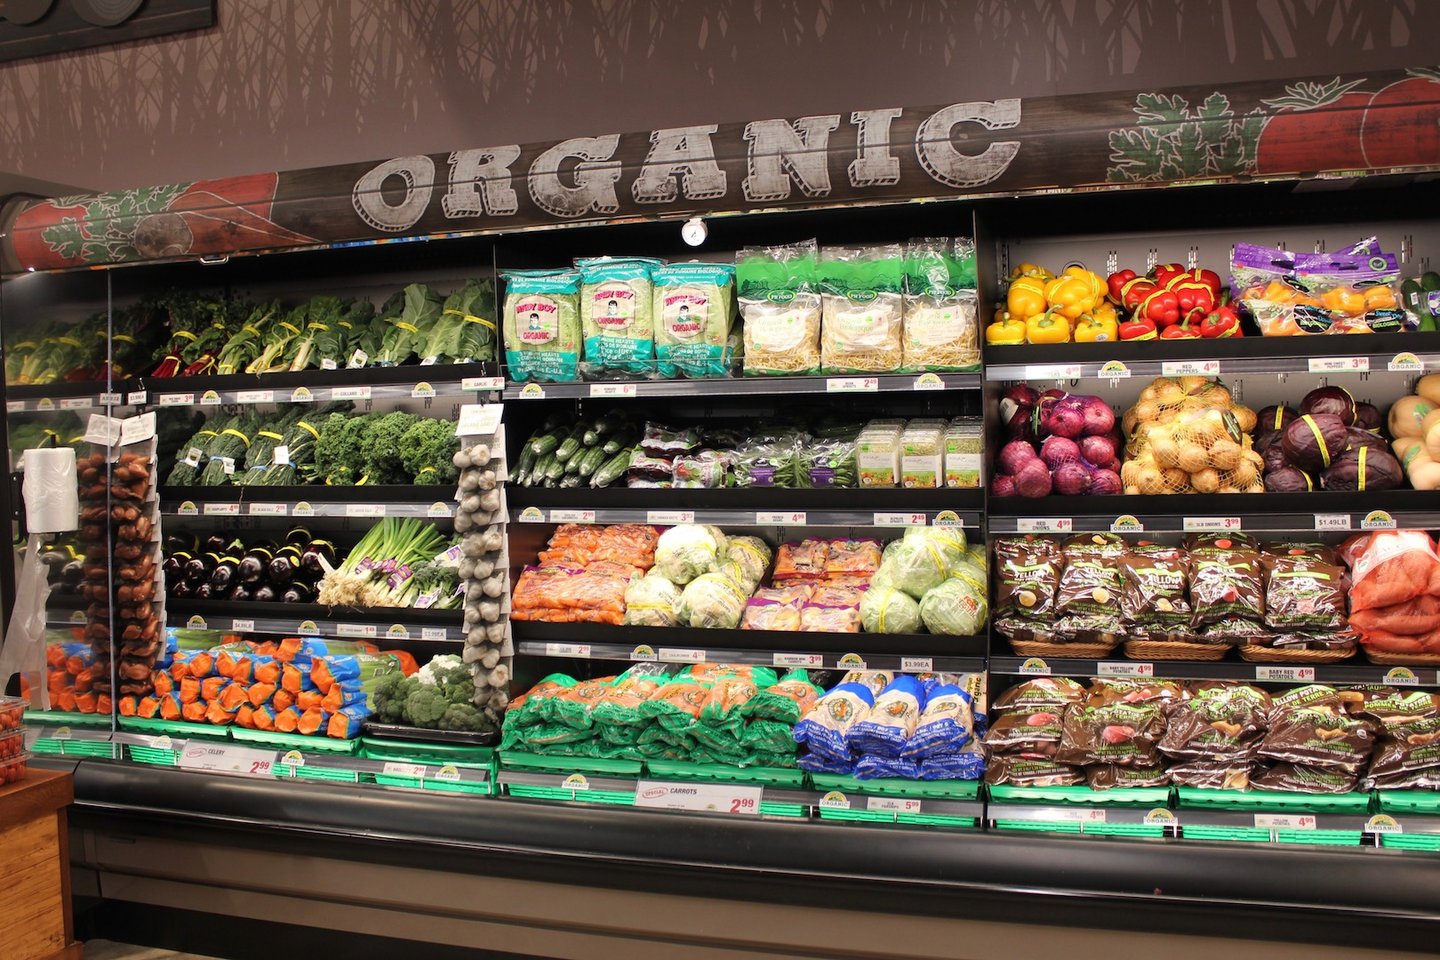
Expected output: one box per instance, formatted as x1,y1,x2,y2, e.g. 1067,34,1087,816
1044,273,1101,321
1007,276,1048,320
1026,310,1070,344
1062,265,1105,301
1010,262,1053,282
986,309,1026,345
1074,311,1118,342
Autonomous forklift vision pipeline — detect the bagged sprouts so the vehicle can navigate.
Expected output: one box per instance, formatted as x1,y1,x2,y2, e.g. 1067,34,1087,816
820,243,904,373
738,240,822,375
903,238,979,371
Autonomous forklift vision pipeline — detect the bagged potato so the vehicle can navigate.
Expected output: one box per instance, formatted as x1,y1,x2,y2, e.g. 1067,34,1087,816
503,269,581,382
579,257,659,378
653,262,735,378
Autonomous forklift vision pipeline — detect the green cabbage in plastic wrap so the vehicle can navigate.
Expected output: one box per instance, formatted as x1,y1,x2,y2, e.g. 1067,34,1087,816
675,572,751,629
919,577,989,636
860,587,922,634
654,524,727,585
878,528,968,599
966,544,987,571
623,573,681,627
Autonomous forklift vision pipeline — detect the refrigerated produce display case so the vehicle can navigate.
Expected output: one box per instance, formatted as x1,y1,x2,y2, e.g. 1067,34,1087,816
5,67,1440,958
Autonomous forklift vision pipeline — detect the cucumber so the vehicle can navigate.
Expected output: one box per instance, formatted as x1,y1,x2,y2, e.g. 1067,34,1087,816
512,443,538,485
603,427,639,455
529,429,564,457
576,445,608,478
581,424,608,446
543,453,567,482
530,452,556,485
558,473,583,488
591,449,631,487
554,422,588,462
564,454,582,474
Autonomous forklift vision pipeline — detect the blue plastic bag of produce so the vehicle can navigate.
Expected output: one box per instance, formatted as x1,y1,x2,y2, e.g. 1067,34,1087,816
793,681,875,762
855,754,921,780
901,684,975,759
920,752,986,780
847,675,928,759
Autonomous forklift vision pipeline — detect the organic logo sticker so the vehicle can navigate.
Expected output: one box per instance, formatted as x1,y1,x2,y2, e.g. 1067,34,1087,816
1019,657,1051,675
1143,808,1178,826
933,509,962,527
298,619,319,633
1110,514,1144,533
563,774,590,791
1099,360,1131,379
186,615,207,629
290,386,313,403
386,624,410,640
1388,351,1424,372
1366,814,1401,832
1362,509,1397,530
282,749,305,767
1383,667,1420,686
518,506,546,523
838,653,867,668
411,381,436,399
819,790,850,809
631,644,657,661
519,382,546,399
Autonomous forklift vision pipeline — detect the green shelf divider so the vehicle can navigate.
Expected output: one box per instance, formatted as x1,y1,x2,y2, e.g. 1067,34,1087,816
1382,833,1440,852
993,818,1084,835
810,773,979,801
374,773,491,795
820,808,977,828
505,784,633,804
118,717,231,740
231,728,359,755
1276,829,1362,846
360,737,495,767
989,784,1169,807
25,710,110,728
645,759,803,788
1176,788,1372,813
1376,791,1440,816
30,737,116,759
500,751,643,777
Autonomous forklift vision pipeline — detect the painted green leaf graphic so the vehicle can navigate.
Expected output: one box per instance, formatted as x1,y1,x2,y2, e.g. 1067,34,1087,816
1108,91,1264,184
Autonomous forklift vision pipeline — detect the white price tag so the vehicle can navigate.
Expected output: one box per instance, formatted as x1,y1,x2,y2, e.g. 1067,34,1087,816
383,762,428,779
1183,516,1242,532
83,414,123,447
544,643,592,658
589,382,638,398
248,503,287,516
1161,359,1221,376
6,400,23,413
236,389,274,404
826,376,879,393
230,618,255,633
647,510,695,525
272,444,290,465
336,623,378,638
1024,364,1084,380
456,403,504,436
220,456,236,475
1255,814,1316,830
901,657,934,672
659,648,707,664
1314,514,1351,531
127,391,148,405
1308,356,1369,373
346,503,387,518
158,393,194,407
773,653,824,668
1017,517,1072,533
550,509,596,524
421,627,449,642
1049,808,1109,823
203,502,240,516
1254,666,1316,683
873,512,926,527
463,376,506,391
119,411,157,445
98,392,122,405
177,743,276,777
1098,661,1155,677
633,780,762,815
756,511,807,525
59,396,90,410
332,385,372,400
867,796,923,814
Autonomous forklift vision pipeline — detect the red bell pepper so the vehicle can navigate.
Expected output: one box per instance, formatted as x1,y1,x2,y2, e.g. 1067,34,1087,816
1159,320,1202,339
1136,286,1182,326
1199,305,1243,338
1118,316,1157,341
1106,269,1139,304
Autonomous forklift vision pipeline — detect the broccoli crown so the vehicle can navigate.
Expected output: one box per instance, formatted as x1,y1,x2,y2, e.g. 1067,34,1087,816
404,685,449,727
438,702,492,733
437,663,476,705
372,670,414,724
398,417,460,485
359,411,418,484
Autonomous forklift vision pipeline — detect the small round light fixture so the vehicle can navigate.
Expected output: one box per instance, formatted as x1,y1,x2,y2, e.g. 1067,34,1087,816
681,217,707,247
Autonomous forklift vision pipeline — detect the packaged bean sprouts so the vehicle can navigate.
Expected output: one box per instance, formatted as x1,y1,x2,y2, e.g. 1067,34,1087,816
820,244,905,373
738,240,822,376
902,238,980,371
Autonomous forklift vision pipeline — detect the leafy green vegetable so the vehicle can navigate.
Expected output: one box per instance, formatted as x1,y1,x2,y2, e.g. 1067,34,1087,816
398,417,459,484
358,411,418,484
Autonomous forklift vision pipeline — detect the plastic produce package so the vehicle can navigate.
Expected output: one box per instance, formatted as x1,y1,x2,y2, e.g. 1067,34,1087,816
918,577,988,636
654,524,727,585
623,573,681,627
579,257,657,377
503,269,582,382
859,587,922,634
793,681,876,762
653,262,735,378
675,572,751,629
819,243,905,373
847,675,928,758
738,240,822,375
902,237,979,371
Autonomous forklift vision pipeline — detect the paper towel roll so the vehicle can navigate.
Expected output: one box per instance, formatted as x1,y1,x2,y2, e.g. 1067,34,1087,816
22,446,79,533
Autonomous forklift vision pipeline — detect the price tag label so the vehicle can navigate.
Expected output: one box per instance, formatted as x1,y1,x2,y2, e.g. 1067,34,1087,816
332,385,372,400
544,643,591,658
647,510,695,525
248,503,287,516
382,762,427,779
203,502,240,516
336,623,378,638
230,618,256,633
756,511,807,525
83,414,123,447
867,796,923,814
272,444,290,465
901,657,934,673
873,512,926,527
158,393,194,407
1314,514,1352,531
1255,666,1316,683
5,400,23,413
99,392,122,405
346,503,387,518
1308,356,1369,373
826,376,879,393
1098,661,1155,677
773,653,824,668
119,411,156,445
1049,808,1109,823
463,376,506,391
456,403,504,436
1024,364,1084,380
1017,517,1072,533
1161,359,1220,376
633,781,762,815
551,509,596,524
177,743,276,777
127,391,148,405
1255,814,1316,830
421,627,449,642
659,648,707,664
589,382,638,398
1183,516,1241,532
59,396,90,410
236,389,274,404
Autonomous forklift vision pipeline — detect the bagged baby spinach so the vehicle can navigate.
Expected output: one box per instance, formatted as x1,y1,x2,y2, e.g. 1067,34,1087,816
502,269,581,382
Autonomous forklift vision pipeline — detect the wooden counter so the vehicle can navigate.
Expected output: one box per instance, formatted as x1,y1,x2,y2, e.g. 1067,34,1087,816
0,768,81,960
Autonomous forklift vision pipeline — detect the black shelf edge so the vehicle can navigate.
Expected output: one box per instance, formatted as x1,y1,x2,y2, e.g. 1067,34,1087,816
983,333,1440,369
503,371,981,399
507,486,985,512
508,621,987,659
161,485,457,504
165,598,463,628
989,654,1440,685
988,489,1440,530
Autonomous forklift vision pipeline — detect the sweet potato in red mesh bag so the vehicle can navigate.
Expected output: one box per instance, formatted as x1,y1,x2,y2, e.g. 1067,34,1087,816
1347,531,1440,613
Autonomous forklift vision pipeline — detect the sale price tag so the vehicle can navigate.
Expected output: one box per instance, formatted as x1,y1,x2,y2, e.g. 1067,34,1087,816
633,780,762,815
659,648,708,664
382,762,428,779
756,511,807,525
1183,516,1241,532
550,509,596,524
346,503,387,518
867,796,923,815
1098,661,1154,677
59,397,91,410
1314,514,1352,531
1161,359,1221,377
544,643,592,658
1308,356,1369,373
1255,666,1316,683
873,512,926,527
1255,813,1316,830
336,623,378,639
589,382,637,398
177,743,277,778
826,376,879,393
647,510,695,525
773,653,825,668
1017,517,1072,534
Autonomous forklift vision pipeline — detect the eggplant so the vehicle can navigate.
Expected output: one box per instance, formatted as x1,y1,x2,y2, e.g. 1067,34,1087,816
164,533,196,555
60,560,84,587
285,525,312,547
203,534,229,553
208,556,240,592
301,540,336,575
268,549,301,586
183,552,219,584
252,584,278,603
169,579,194,599
229,583,254,603
194,582,213,599
238,545,273,584
162,552,190,581
39,548,70,569
282,582,313,604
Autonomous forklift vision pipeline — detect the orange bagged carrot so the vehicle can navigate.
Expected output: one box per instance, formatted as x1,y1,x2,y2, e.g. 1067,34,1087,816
252,640,278,657
327,706,366,739
117,696,140,717
159,694,182,721
274,706,302,733
58,690,80,713
297,707,327,736
234,704,256,729
280,663,305,694
137,696,162,719
94,694,111,716
218,683,250,713
273,688,296,712
248,682,277,707
381,649,419,676
189,651,214,677
74,666,96,693
204,701,236,725
276,637,304,663
200,676,227,701
179,676,201,704
252,658,280,685
66,654,86,675
170,660,192,683
297,689,324,712
182,700,207,723
252,705,277,730
216,649,241,679
310,658,338,694
152,672,174,696
46,645,66,668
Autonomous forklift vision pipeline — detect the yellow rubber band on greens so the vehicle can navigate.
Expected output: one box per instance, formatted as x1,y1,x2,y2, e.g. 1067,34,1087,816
221,428,252,447
296,421,320,440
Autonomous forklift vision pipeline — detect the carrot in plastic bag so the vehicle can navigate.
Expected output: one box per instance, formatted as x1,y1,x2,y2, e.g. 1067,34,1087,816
205,701,236,725
170,659,192,682
58,690,81,712
216,649,242,678
136,696,161,719
227,656,253,683
326,706,365,739
321,683,365,715
200,676,227,701
218,683,250,713
276,637,304,663
252,658,280,685
297,689,324,712
297,707,327,736
273,688,296,712
182,700,207,723
46,646,66,668
382,649,419,676
248,682,277,707
234,704,256,729
66,654,86,675
280,663,308,694
94,694,112,715
189,651,215,677
310,658,339,694
117,696,140,717
251,705,277,730
159,694,183,721
274,707,302,733
179,676,201,704
152,671,174,696
251,641,278,657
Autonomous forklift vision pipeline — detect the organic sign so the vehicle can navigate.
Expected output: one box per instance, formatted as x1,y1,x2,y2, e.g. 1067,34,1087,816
4,68,1437,273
